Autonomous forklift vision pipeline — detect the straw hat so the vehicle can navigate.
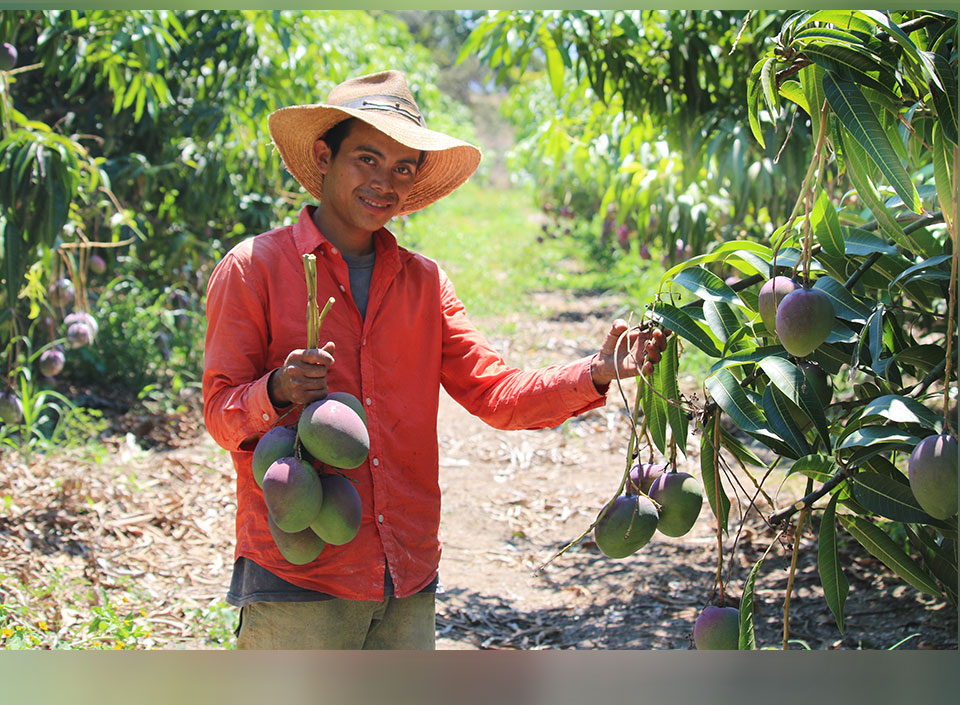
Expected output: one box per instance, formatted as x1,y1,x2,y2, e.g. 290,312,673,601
269,70,482,215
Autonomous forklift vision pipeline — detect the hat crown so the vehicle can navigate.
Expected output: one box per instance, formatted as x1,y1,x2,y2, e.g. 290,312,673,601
327,71,424,126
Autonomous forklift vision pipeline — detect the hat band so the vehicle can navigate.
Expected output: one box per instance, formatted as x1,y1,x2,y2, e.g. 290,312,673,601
337,95,426,127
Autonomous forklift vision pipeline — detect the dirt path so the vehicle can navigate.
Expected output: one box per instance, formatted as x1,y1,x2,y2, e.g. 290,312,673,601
2,286,955,650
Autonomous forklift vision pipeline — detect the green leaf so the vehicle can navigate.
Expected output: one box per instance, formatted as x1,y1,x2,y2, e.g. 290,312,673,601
705,369,767,434
541,30,565,99
843,227,898,257
858,395,942,432
762,385,810,458
818,494,848,634
700,414,730,530
803,43,892,96
789,454,839,482
800,63,826,138
813,275,871,323
708,346,787,374
837,426,922,451
758,357,831,451
890,344,945,373
748,57,768,148
739,556,763,650
659,336,688,453
930,53,958,145
811,190,845,259
719,426,765,468
839,130,923,252
849,469,934,523
838,514,942,596
857,11,940,90
672,267,744,307
760,55,780,119
933,125,955,226
890,254,953,290
651,303,722,357
824,73,921,214
702,301,743,347
641,372,669,455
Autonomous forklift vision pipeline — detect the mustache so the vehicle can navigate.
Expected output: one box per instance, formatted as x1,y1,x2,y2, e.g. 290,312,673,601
359,191,398,207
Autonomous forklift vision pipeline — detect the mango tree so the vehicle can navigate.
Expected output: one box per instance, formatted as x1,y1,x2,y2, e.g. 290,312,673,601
646,9,957,648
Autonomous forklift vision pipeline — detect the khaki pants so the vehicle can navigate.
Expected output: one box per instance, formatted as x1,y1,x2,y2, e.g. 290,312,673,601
235,594,436,650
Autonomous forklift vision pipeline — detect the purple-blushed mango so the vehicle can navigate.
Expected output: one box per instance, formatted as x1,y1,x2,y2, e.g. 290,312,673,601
625,462,667,495
0,391,23,425
262,457,323,533
648,471,703,537
907,434,958,520
593,495,659,559
66,322,94,349
89,254,107,274
310,474,363,545
325,391,367,426
252,426,297,488
65,311,99,338
775,287,834,357
268,514,326,565
758,276,799,335
38,347,66,377
694,606,740,650
298,397,370,469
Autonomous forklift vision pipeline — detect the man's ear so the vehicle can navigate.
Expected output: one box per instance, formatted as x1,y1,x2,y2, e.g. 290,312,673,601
313,139,332,174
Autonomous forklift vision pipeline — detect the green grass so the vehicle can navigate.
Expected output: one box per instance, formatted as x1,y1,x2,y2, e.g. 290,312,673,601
394,181,564,324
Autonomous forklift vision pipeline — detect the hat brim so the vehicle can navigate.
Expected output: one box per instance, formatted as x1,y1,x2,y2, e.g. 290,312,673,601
269,104,482,215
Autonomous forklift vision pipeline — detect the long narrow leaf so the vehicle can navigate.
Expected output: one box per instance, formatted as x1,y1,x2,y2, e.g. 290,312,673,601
839,129,922,253
818,494,848,634
813,276,871,323
762,386,810,458
641,372,668,455
700,414,730,530
824,72,921,213
651,303,722,357
705,369,767,434
672,267,744,306
811,190,845,258
839,514,943,596
660,336,688,453
758,357,832,451
849,470,934,523
739,557,763,650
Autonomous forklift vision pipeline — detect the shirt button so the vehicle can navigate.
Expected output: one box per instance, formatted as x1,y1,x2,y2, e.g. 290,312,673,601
361,339,366,346
331,247,338,255
365,397,372,406
338,284,345,292
262,413,269,421
378,514,384,523
372,458,380,467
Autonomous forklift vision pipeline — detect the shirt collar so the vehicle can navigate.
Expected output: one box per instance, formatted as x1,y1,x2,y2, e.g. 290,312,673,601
292,206,400,267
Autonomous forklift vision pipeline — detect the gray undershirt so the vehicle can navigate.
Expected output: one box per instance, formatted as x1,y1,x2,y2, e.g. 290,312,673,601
343,250,376,320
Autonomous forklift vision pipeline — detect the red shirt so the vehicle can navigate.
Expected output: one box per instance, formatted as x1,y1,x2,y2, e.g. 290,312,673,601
203,206,607,600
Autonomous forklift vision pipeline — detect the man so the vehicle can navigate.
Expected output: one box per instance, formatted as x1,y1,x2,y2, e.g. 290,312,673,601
203,70,665,649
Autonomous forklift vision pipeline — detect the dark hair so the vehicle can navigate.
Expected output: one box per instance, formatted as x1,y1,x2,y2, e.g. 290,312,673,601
320,117,426,168
321,118,356,159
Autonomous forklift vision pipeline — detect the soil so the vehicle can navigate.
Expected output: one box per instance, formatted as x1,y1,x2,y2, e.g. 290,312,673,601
1,285,956,651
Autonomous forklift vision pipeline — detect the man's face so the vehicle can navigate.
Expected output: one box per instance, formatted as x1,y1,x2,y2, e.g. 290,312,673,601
313,120,421,239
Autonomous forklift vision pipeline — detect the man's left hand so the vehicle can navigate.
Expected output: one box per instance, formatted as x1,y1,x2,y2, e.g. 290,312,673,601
590,318,669,392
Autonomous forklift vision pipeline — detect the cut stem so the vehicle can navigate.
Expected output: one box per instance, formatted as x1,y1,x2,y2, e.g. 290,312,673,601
304,254,319,349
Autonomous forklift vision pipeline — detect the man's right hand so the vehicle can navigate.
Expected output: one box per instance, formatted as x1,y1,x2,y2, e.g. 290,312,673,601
267,341,336,407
